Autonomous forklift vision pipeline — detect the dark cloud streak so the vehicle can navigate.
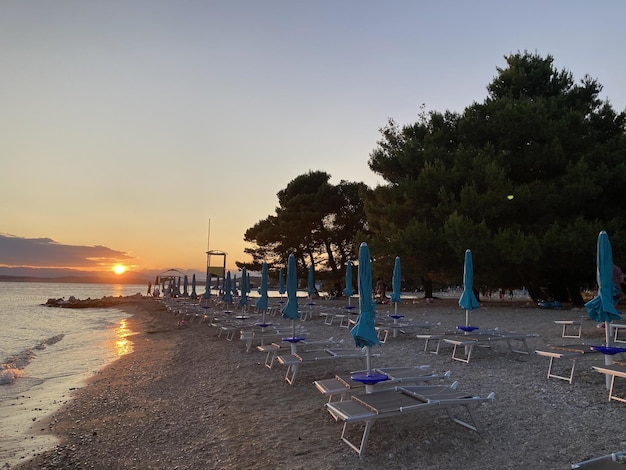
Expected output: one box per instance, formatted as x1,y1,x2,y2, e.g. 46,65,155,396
0,234,134,268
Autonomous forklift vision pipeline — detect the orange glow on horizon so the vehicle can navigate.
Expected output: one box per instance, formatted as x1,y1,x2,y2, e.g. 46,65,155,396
113,264,126,275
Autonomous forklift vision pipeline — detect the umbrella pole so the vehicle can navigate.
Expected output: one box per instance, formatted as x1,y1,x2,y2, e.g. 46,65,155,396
394,301,398,316
365,346,372,375
605,321,613,389
291,320,297,354
464,309,472,355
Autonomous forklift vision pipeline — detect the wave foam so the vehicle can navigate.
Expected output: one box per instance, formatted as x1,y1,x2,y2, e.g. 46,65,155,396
0,334,65,385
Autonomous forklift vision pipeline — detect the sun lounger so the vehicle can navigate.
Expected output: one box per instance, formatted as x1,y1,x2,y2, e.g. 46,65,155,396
571,451,626,468
313,366,452,402
610,323,626,343
239,327,293,352
325,383,495,456
554,320,582,338
260,337,344,369
276,349,372,385
444,332,536,363
535,344,598,384
592,364,626,402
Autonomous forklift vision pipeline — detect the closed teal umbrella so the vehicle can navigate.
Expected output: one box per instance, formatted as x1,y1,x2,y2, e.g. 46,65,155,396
343,260,354,310
307,264,315,298
278,268,285,294
585,231,622,388
281,254,300,343
351,243,381,374
203,272,211,299
182,275,189,297
278,267,286,303
256,262,269,312
458,249,480,330
239,267,248,311
190,274,198,299
222,271,233,303
390,257,402,313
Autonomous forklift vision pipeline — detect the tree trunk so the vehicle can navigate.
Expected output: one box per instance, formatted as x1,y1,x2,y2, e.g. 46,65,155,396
422,277,433,298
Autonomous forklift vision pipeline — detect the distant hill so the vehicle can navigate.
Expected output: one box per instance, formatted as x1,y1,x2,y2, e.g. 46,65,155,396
0,275,151,285
0,267,150,285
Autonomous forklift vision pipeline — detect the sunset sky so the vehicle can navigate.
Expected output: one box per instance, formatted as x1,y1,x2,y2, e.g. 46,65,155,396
1,1,625,277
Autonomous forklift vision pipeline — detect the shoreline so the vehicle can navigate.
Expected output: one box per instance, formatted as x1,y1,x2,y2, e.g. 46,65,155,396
13,296,626,469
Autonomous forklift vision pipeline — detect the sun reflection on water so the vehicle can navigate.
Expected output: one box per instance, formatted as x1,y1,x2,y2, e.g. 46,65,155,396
115,319,133,356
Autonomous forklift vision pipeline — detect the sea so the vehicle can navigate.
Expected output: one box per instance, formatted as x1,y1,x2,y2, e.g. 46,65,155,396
0,282,147,468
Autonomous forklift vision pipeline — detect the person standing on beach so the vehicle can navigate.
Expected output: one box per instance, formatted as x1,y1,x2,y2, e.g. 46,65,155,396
375,278,387,303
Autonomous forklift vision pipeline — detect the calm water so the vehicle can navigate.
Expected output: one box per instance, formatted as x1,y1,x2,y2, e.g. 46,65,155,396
0,282,146,468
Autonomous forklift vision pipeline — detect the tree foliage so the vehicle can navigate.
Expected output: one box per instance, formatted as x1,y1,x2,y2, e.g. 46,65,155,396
238,171,369,283
365,51,626,303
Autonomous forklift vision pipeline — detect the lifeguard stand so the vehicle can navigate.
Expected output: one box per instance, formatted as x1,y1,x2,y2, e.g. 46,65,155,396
206,250,227,280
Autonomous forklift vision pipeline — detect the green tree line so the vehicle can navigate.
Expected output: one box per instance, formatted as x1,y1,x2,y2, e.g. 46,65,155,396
238,51,626,305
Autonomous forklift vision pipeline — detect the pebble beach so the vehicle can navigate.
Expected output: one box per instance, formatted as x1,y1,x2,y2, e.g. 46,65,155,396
10,295,626,469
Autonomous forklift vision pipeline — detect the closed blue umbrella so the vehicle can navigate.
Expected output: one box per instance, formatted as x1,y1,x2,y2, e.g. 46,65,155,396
222,271,233,303
458,249,480,330
239,267,248,310
278,268,286,295
281,254,300,342
256,262,269,312
190,274,197,299
182,275,189,297
232,274,238,296
351,242,381,375
585,231,622,388
203,272,211,299
308,264,315,299
343,260,354,309
390,257,402,314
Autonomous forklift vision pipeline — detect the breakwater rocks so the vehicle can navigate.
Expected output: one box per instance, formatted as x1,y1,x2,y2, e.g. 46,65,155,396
43,293,145,308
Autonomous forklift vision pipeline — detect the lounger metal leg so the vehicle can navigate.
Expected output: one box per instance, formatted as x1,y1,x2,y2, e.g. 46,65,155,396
340,420,374,457
506,338,530,355
451,343,473,363
606,375,626,403
446,405,482,434
546,356,577,384
285,363,298,385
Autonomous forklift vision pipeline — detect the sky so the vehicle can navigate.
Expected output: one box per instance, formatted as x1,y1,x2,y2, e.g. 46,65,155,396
1,0,625,278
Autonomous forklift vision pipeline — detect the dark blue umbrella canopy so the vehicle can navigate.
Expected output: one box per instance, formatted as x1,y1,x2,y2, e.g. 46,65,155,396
222,271,233,303
255,262,269,311
281,254,299,321
585,231,621,323
343,261,354,297
390,257,402,304
351,242,380,348
239,267,248,307
308,264,315,298
278,268,286,295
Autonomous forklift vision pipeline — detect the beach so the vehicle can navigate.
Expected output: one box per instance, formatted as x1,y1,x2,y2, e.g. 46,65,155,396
11,296,626,469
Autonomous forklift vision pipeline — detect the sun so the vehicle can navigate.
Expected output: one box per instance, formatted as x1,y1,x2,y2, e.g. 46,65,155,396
113,264,126,275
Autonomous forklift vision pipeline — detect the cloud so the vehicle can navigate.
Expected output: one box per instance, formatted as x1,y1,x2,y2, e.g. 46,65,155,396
0,234,134,269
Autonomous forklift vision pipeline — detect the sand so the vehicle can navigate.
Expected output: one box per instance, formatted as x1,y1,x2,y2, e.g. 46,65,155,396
10,296,626,469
